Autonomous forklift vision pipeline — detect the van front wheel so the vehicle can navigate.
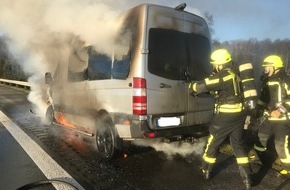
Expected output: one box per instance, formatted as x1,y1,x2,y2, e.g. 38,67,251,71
95,116,117,160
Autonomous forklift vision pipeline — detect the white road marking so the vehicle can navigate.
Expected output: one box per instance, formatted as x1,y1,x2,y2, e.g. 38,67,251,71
0,111,85,190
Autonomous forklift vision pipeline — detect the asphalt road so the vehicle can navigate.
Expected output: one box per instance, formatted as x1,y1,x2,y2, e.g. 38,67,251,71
0,85,289,190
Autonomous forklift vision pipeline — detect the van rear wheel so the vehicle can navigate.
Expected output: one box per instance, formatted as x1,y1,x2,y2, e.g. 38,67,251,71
95,115,118,160
45,105,55,124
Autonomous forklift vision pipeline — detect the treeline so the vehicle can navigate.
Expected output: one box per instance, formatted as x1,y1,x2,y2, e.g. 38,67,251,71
1,36,290,81
214,38,290,76
0,36,27,81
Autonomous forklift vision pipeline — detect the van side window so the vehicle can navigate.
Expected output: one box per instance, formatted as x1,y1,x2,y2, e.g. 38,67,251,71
148,28,211,81
112,53,130,79
87,47,111,80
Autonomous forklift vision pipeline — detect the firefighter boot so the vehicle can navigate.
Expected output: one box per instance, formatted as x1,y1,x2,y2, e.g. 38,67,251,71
239,165,252,190
201,161,213,180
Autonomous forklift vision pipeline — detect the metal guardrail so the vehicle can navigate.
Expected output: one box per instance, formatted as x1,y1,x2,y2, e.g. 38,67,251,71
0,78,30,90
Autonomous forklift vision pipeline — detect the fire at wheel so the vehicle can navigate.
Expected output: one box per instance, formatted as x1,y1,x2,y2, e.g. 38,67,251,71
95,114,118,160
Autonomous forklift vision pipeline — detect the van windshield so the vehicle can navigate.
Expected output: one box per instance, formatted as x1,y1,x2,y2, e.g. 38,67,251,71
148,28,211,81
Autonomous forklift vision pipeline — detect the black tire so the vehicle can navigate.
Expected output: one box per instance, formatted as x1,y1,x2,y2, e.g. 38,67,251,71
95,115,119,160
45,105,55,124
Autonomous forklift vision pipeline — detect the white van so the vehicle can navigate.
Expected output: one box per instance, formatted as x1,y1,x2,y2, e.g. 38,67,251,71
45,3,214,159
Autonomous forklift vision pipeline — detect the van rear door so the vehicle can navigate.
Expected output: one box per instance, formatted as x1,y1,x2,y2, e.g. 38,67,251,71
146,28,188,122
184,19,214,126
145,5,213,130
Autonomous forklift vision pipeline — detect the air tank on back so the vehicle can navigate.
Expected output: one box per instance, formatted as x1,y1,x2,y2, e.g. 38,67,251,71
239,63,257,110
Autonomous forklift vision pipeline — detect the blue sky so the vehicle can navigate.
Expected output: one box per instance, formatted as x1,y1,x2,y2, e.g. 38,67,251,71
130,0,290,41
182,0,290,41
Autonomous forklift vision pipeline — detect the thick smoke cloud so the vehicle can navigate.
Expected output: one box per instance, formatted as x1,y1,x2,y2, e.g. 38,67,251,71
0,0,206,158
0,0,190,115
0,0,130,117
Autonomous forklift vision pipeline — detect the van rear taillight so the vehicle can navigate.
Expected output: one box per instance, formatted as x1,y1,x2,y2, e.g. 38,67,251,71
133,77,147,115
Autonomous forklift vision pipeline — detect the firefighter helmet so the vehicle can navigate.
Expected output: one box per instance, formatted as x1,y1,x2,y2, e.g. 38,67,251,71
210,49,232,65
262,55,283,68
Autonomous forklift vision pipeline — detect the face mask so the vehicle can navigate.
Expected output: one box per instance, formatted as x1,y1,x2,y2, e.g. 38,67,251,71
214,65,223,72
260,72,268,81
261,66,275,80
264,66,274,76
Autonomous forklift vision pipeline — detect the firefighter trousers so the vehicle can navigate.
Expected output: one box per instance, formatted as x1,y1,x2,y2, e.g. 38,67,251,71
254,119,290,171
203,112,250,176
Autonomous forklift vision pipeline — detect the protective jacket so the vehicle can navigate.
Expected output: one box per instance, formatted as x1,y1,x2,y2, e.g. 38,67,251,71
193,66,250,178
258,71,290,120
194,67,243,113
254,71,290,172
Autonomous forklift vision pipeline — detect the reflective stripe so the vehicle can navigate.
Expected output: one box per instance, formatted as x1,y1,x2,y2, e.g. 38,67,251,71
215,103,243,113
268,116,287,121
236,157,249,164
192,83,197,92
239,63,252,71
281,135,290,164
223,70,238,96
254,144,267,152
241,78,254,83
218,107,243,113
244,89,257,98
204,135,213,154
203,135,216,164
203,155,216,164
284,83,290,95
223,74,234,81
205,78,219,85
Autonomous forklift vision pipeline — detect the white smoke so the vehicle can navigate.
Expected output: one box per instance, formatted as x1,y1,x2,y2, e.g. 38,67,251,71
133,137,207,159
0,0,203,120
0,0,209,157
0,0,132,119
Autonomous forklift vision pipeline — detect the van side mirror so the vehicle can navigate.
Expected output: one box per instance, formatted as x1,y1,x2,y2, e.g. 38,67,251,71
45,72,53,84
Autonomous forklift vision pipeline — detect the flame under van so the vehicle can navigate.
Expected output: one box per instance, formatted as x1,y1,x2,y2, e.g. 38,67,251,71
45,3,214,159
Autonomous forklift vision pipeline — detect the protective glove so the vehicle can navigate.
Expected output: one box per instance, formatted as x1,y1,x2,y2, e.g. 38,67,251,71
270,109,282,118
188,82,197,96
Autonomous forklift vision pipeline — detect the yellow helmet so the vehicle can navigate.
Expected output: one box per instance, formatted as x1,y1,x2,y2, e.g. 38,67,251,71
210,49,232,65
262,55,283,68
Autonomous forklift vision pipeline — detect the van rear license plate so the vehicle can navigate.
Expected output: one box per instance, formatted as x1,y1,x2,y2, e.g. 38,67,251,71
157,117,180,127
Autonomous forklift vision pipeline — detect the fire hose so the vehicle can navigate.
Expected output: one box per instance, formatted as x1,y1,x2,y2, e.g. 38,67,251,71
16,179,79,190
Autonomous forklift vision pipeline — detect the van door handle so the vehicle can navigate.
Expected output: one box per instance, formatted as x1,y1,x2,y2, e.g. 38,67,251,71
160,83,172,88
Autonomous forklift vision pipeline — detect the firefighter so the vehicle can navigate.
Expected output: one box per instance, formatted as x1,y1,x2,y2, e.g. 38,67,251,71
189,49,252,189
253,55,290,177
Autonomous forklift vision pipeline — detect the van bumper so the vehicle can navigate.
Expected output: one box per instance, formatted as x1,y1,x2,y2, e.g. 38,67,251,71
115,119,148,139
115,118,209,139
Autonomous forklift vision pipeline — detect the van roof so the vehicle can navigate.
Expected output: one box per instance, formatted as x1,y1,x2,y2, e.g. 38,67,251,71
130,3,205,21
